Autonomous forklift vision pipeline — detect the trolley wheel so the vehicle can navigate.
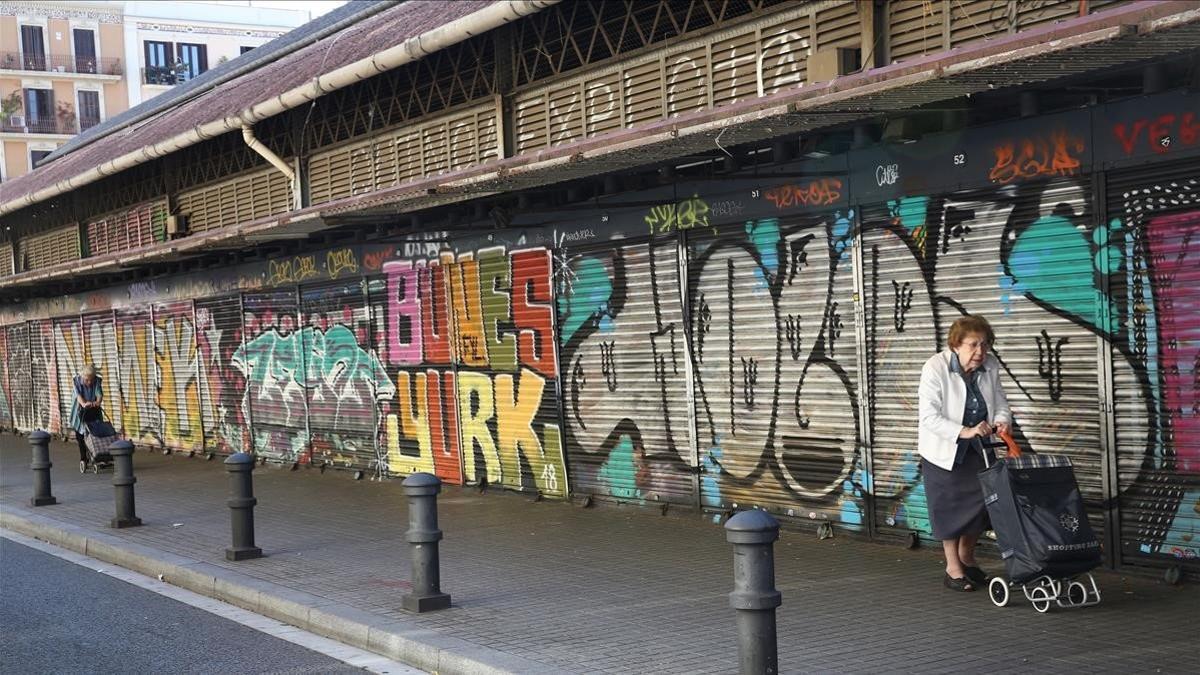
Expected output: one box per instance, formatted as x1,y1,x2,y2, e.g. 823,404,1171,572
91,463,99,474
989,577,1010,607
1066,580,1088,606
79,460,86,474
1029,586,1052,613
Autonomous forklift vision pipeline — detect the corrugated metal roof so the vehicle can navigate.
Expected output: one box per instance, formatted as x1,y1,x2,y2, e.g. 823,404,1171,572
0,0,492,203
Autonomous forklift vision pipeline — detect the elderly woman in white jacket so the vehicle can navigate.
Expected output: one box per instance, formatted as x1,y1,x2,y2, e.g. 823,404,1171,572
918,315,1012,592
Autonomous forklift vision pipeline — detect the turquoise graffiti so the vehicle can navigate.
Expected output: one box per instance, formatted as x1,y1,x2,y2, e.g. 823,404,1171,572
231,325,395,461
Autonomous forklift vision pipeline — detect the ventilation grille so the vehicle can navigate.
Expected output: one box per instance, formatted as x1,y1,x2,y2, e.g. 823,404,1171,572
19,223,81,271
177,167,294,233
511,2,854,155
85,201,167,257
308,99,501,206
0,242,12,276
895,0,1132,62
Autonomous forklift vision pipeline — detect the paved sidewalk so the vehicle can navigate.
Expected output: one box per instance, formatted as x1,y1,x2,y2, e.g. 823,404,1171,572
1,438,1194,674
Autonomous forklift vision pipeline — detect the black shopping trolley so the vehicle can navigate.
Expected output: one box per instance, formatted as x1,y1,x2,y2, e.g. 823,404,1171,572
978,432,1103,612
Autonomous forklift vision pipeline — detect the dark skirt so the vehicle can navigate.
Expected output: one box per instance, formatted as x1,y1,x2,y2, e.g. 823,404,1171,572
921,445,994,540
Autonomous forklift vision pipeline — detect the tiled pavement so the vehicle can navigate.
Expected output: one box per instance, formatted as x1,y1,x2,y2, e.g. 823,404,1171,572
1,438,1194,674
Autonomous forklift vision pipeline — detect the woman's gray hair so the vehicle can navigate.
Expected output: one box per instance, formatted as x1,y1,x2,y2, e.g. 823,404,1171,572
81,364,96,377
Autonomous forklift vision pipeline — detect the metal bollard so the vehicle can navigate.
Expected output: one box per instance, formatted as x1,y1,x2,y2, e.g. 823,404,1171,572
725,510,782,675
400,472,451,612
29,430,57,507
224,453,262,561
109,440,142,528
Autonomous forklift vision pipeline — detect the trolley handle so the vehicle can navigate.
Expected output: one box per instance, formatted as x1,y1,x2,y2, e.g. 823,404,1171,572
980,429,1023,468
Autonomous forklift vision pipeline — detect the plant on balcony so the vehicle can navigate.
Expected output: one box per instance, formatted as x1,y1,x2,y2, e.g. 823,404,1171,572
3,53,15,70
108,58,122,76
55,101,77,134
0,91,22,125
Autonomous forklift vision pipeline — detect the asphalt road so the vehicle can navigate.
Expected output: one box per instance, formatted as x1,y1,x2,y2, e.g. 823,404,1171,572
0,537,364,674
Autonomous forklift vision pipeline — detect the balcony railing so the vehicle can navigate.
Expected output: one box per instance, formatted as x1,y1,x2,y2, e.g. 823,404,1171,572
0,51,122,76
142,65,195,86
79,115,101,132
0,116,78,135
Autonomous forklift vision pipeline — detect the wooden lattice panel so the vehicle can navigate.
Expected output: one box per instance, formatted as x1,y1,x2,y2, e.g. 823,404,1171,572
18,224,81,271
512,2,857,154
308,99,501,206
0,242,13,276
85,201,167,257
176,167,294,234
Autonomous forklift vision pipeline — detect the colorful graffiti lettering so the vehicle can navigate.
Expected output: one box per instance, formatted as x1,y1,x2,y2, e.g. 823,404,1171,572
1113,112,1200,155
645,195,711,234
267,255,319,286
763,179,843,209
989,130,1085,184
326,248,359,279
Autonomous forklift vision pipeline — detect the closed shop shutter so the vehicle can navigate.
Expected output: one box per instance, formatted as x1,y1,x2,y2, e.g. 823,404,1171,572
82,312,122,434
195,294,250,455
30,320,58,434
369,262,466,485
861,180,1107,546
687,213,862,526
7,324,34,432
153,301,203,453
53,317,86,434
1105,160,1200,572
239,289,307,461
0,328,14,430
116,308,162,447
299,279,382,470
558,238,694,505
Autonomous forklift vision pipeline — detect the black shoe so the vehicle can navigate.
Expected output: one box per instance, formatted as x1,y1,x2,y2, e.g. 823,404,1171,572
964,566,990,586
944,573,975,592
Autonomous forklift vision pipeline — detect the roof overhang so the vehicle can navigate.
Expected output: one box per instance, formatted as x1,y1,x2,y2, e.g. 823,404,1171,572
5,0,1199,294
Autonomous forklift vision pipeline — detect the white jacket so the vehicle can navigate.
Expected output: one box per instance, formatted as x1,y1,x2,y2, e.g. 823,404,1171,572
918,349,1012,471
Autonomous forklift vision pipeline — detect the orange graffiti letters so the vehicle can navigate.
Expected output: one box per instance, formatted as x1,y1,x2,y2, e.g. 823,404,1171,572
763,178,843,209
989,130,1085,184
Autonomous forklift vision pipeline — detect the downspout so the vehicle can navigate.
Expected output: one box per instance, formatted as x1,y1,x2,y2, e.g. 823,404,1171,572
241,125,298,205
0,0,559,216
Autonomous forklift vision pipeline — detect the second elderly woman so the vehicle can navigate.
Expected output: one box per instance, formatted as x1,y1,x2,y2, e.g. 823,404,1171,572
918,315,1013,592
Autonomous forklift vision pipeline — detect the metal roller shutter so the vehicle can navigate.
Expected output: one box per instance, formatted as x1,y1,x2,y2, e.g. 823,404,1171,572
370,261,466,485
1105,161,1200,573
862,180,1106,546
53,316,86,435
82,312,122,435
153,301,203,453
239,289,307,461
195,294,250,455
558,238,694,505
299,279,382,470
687,213,862,526
116,308,162,447
0,328,13,430
30,320,58,434
7,324,33,432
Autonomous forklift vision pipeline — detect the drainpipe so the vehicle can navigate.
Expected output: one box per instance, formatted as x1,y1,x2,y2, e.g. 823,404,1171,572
241,125,299,204
0,0,560,217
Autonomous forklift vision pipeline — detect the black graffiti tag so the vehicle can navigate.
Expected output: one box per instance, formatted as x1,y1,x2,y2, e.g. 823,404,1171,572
892,280,914,333
1036,330,1068,401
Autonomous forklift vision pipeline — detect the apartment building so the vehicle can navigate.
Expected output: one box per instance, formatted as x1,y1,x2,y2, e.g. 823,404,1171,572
0,0,308,182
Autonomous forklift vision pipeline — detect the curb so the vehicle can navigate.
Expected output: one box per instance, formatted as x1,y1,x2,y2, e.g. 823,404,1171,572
0,505,563,675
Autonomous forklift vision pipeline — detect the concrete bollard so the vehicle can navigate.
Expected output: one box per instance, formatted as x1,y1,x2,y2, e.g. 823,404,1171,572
29,430,57,507
224,453,262,561
725,510,782,675
109,440,142,528
400,472,451,612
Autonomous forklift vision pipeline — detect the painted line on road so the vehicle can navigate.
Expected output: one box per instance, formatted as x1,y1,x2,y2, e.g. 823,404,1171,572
0,528,424,675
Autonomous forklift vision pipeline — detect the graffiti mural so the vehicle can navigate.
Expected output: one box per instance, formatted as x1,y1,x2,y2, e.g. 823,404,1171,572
381,246,567,495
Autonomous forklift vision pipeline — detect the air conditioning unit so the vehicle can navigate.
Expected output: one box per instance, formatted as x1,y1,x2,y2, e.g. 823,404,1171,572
166,214,188,238
7,114,24,128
